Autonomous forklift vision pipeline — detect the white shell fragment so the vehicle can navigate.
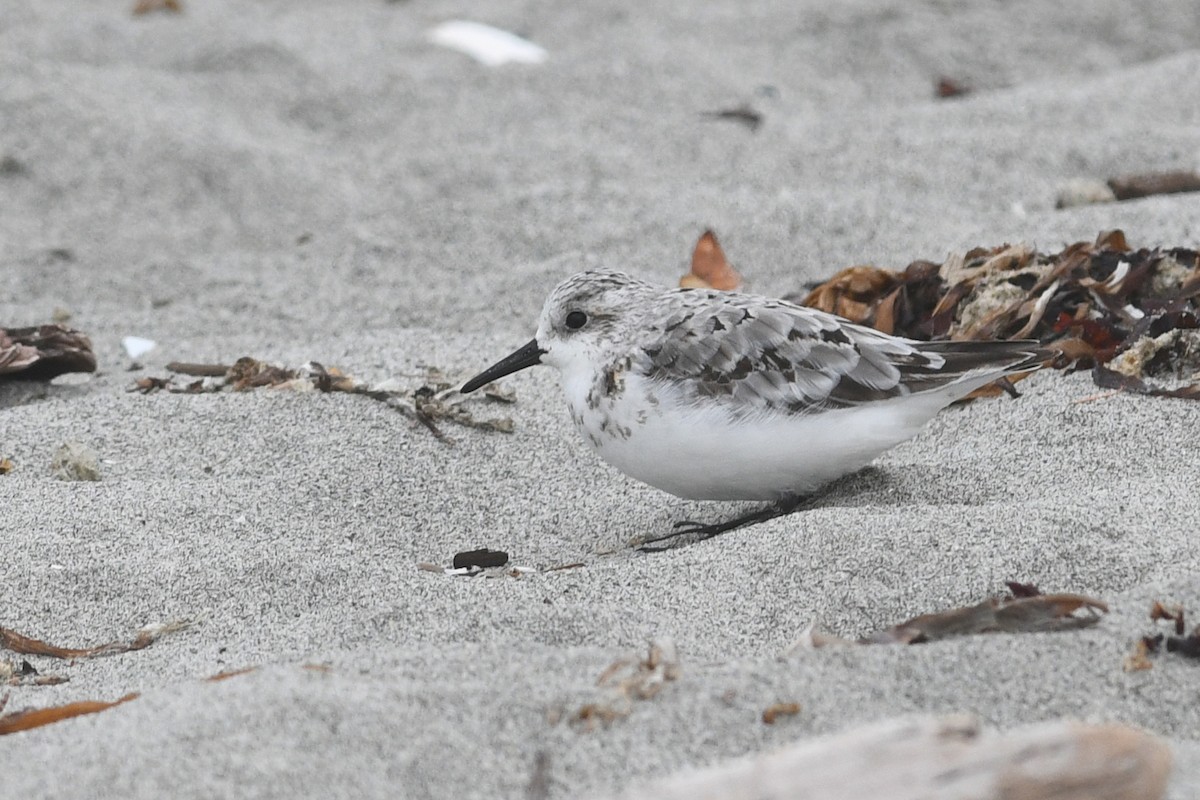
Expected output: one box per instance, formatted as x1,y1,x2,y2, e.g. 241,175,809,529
427,20,547,67
122,335,157,359
1055,178,1116,208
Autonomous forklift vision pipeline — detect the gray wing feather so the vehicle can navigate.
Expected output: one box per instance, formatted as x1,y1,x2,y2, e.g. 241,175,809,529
635,292,1040,415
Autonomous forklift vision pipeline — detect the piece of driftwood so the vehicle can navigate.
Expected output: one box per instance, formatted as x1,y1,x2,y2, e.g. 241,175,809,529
603,715,1170,800
1107,171,1200,201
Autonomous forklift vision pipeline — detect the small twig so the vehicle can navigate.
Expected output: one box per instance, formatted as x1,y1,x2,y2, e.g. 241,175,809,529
1073,389,1121,404
542,563,583,575
347,386,453,444
166,361,231,377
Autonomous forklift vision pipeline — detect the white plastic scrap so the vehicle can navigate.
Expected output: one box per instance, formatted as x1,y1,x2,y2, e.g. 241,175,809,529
122,335,157,360
427,20,547,67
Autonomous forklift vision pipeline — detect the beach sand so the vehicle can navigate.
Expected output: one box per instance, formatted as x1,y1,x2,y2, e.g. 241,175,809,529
2,1,1199,797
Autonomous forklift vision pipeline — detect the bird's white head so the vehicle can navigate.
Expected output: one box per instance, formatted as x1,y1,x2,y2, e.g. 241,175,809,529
460,269,657,393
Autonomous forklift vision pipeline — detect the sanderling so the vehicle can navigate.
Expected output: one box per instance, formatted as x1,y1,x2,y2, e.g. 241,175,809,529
461,269,1045,540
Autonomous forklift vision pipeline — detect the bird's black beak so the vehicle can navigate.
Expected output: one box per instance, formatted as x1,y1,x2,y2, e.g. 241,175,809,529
460,338,546,393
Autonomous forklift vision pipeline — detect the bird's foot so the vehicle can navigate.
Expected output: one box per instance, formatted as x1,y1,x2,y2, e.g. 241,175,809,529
637,496,808,552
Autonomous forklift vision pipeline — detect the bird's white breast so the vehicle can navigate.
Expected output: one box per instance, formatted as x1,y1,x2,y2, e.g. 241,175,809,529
559,369,943,501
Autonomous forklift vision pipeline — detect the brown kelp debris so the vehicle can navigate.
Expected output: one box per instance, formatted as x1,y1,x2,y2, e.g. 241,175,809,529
0,659,67,687
1125,600,1200,671
1149,600,1186,635
863,585,1107,644
0,621,186,725
1096,323,1200,399
0,620,189,660
564,639,680,731
935,76,971,98
0,325,96,381
205,666,259,682
679,230,742,291
0,457,13,475
132,0,181,14
761,701,802,725
133,359,515,443
790,584,1107,650
0,693,141,736
791,231,1200,399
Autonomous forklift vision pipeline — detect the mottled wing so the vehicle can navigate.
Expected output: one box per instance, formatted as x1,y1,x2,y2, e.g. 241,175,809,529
635,292,1037,415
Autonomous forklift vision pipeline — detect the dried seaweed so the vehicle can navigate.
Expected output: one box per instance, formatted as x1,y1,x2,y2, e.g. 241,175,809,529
791,231,1200,399
0,621,189,660
205,666,258,682
935,77,971,98
567,639,680,731
789,584,1107,651
0,621,177,709
132,0,181,14
0,324,96,381
1127,600,1200,669
0,659,67,687
133,359,515,444
0,694,140,736
862,590,1107,644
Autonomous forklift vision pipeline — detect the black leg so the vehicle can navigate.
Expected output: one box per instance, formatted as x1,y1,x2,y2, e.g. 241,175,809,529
637,495,809,552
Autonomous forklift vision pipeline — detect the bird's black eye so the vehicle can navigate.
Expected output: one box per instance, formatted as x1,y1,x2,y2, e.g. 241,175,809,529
565,310,588,330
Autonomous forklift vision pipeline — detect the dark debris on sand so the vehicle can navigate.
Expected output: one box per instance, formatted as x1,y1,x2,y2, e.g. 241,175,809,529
791,230,1200,399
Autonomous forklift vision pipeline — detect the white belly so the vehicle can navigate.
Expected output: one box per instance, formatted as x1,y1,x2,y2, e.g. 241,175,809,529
562,371,944,501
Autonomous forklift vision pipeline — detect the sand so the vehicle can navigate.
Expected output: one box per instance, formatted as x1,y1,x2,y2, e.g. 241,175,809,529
2,0,1199,797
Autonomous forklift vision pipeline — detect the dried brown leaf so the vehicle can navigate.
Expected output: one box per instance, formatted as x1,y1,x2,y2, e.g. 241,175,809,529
1149,601,1185,636
800,266,898,322
681,230,742,291
1095,229,1131,252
